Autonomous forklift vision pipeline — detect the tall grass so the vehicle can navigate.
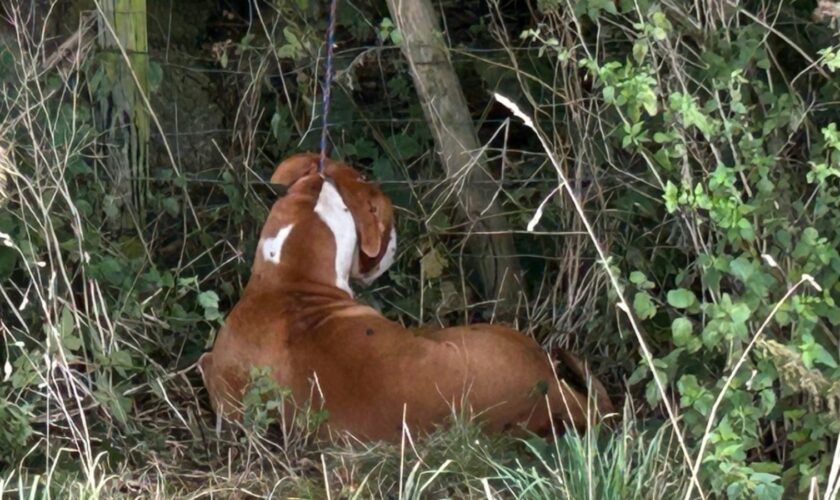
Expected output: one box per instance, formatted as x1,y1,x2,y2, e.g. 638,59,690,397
0,5,694,496
2,1,840,499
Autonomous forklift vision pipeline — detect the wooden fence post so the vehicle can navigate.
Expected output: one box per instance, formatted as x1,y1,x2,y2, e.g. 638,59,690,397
385,0,523,313
97,0,149,223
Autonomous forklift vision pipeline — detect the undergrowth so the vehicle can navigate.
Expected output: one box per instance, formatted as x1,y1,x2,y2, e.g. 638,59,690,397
1,0,840,498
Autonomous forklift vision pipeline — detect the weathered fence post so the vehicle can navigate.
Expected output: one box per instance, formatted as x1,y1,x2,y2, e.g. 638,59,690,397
97,0,149,223
385,0,523,312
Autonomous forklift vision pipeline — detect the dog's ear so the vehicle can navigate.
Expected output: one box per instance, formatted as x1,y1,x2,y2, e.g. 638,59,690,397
353,201,396,283
270,152,323,186
359,193,393,263
273,154,394,261
332,170,392,258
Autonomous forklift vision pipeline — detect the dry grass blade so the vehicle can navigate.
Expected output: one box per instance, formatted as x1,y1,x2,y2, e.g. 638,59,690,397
494,92,706,499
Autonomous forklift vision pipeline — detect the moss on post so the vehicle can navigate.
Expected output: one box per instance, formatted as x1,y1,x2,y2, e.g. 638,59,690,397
97,0,149,223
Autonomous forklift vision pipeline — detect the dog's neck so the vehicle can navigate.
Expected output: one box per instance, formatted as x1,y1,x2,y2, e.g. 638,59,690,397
246,181,358,299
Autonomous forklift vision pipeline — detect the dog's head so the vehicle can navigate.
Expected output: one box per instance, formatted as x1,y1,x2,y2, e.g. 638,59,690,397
268,153,396,287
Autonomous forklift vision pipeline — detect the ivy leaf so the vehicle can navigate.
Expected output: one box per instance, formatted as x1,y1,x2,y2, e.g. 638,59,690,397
667,288,697,309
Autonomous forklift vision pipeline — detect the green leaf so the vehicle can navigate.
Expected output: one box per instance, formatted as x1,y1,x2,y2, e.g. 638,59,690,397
162,197,180,217
390,28,403,46
283,27,301,50
93,387,131,425
729,256,754,283
148,61,163,93
801,227,819,246
59,307,82,352
0,247,17,280
664,181,679,213
645,378,663,406
758,388,777,415
198,290,222,321
103,195,121,222
653,132,671,143
751,473,783,500
729,302,751,324
198,290,219,310
677,374,701,407
421,248,447,279
717,441,745,459
627,363,649,385
603,85,615,103
651,27,666,41
667,288,697,309
629,271,647,284
270,111,282,139
809,342,838,368
390,133,420,158
632,41,647,64
98,257,124,286
633,291,657,319
109,350,133,369
671,317,693,347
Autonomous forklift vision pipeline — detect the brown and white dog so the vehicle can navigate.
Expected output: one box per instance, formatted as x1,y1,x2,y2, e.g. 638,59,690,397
199,153,613,441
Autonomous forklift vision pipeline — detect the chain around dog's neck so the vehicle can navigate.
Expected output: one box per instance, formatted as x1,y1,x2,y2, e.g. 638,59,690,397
318,0,339,177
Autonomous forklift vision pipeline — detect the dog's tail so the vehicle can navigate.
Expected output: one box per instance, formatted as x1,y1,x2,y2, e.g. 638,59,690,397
551,347,617,421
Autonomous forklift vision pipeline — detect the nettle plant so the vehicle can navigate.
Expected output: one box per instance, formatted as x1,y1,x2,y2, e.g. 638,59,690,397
576,5,840,497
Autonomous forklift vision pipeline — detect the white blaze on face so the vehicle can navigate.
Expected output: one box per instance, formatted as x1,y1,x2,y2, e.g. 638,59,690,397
352,226,397,286
314,180,356,296
260,224,294,264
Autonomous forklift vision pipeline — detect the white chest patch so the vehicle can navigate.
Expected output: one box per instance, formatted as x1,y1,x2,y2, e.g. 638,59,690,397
314,180,356,296
260,224,294,264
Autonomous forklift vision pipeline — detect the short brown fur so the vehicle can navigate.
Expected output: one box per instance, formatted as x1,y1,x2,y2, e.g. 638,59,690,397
199,154,612,441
